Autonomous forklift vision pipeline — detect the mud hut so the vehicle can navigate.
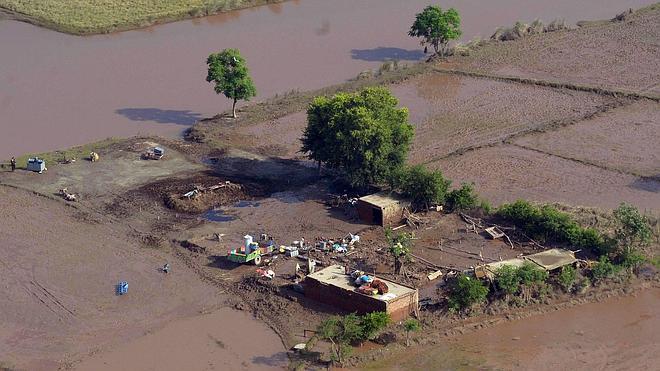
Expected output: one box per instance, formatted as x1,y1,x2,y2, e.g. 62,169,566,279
356,193,410,227
304,265,419,321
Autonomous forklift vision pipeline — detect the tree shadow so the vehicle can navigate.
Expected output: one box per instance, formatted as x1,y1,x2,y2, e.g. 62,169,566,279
629,175,660,193
115,108,202,125
251,352,289,367
350,47,425,62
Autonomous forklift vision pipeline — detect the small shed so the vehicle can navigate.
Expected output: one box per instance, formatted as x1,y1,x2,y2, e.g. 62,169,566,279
27,158,46,173
356,192,410,227
304,265,418,321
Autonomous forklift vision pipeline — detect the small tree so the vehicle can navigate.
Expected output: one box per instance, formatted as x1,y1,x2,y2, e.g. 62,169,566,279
409,5,462,57
613,203,652,256
301,87,414,188
446,182,479,211
557,265,577,293
495,265,520,298
403,318,421,346
206,48,256,118
448,274,488,312
385,228,412,275
317,314,363,364
360,312,390,340
397,165,451,209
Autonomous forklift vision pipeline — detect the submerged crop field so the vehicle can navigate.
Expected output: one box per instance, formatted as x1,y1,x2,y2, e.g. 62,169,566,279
0,0,283,34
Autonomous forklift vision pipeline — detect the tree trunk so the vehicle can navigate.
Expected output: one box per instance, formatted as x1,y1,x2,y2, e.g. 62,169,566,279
317,160,322,177
394,258,402,275
406,331,410,347
231,98,237,118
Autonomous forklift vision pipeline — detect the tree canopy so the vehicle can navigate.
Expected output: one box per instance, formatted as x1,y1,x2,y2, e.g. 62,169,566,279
396,165,451,208
301,87,413,189
206,48,256,118
409,5,462,57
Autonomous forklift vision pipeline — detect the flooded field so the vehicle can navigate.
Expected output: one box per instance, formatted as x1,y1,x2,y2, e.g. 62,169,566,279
1,0,655,159
365,288,660,370
431,145,660,210
514,100,660,177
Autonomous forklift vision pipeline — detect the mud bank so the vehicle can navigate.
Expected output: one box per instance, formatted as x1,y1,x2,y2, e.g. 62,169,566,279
74,307,287,371
1,0,656,159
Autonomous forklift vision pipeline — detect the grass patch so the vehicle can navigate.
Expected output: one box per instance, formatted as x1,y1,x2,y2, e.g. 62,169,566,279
8,137,123,169
0,0,285,35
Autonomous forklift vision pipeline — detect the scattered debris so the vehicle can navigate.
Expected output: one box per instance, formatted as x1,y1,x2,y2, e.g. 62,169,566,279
58,188,77,202
427,270,443,281
142,146,164,160
89,152,99,162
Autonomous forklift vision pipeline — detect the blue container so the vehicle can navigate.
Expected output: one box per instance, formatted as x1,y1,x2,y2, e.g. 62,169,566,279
117,281,128,295
27,158,46,173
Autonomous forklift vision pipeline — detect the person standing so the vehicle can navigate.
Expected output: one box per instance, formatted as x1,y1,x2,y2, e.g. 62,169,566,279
10,157,16,172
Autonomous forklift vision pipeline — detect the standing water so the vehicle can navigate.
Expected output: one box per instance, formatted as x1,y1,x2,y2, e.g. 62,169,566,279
0,0,652,158
0,0,654,159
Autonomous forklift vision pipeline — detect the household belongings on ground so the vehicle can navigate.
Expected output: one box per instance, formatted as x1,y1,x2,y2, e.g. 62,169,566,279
314,233,360,253
143,146,164,160
27,157,46,173
89,152,99,162
227,234,275,265
351,270,389,296
58,188,77,202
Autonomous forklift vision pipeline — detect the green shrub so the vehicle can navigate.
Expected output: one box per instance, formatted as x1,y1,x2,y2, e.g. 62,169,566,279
446,182,479,211
619,250,646,272
557,265,577,292
497,200,608,253
448,274,489,312
397,165,451,208
591,256,620,281
516,262,549,285
495,265,520,296
403,318,421,346
359,312,390,340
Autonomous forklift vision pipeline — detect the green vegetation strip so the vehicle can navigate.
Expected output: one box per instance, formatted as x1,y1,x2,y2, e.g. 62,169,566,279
0,0,285,35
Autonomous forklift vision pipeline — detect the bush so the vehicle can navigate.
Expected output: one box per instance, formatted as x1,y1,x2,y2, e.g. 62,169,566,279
497,200,608,253
396,165,451,208
557,265,577,292
448,274,489,312
619,250,646,272
516,262,549,285
360,312,390,340
591,256,620,282
495,265,520,296
446,182,479,211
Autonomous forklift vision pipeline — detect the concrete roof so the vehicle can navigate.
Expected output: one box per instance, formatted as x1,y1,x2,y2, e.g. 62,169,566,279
306,265,416,302
358,192,408,209
526,248,576,271
475,248,576,279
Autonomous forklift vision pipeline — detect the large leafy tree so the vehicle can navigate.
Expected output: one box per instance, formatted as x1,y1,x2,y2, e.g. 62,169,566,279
409,5,462,57
206,48,256,118
301,87,413,189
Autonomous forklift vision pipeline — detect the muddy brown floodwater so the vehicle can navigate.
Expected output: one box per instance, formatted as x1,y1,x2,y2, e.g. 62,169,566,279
0,0,655,159
365,288,660,370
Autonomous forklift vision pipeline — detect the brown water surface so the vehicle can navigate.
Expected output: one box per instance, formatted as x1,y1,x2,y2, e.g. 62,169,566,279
0,0,654,158
364,288,660,370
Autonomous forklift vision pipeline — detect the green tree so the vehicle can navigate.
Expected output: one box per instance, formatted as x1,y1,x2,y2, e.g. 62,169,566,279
448,274,489,312
397,165,451,209
317,314,363,364
301,87,413,188
206,48,256,118
613,203,652,255
409,5,462,57
557,265,577,293
403,318,421,346
360,312,390,340
591,256,620,282
385,228,413,275
495,265,520,297
446,182,479,211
